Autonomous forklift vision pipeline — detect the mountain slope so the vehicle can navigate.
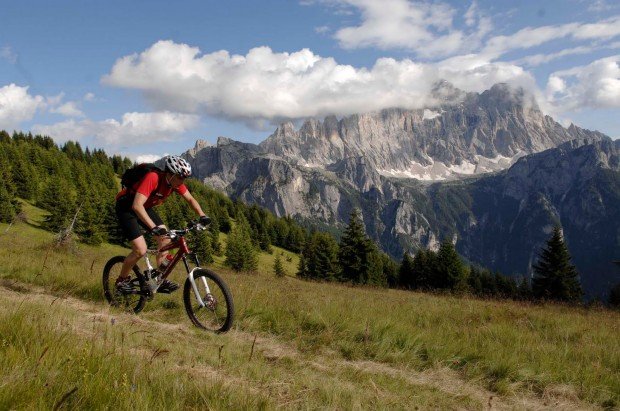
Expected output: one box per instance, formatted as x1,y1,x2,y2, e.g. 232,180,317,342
183,84,618,297
259,83,605,180
1,206,618,409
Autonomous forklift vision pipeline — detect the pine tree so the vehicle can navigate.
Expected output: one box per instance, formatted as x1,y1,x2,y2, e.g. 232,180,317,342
517,276,532,300
532,226,583,303
399,252,415,289
297,253,308,278
41,175,76,233
225,215,258,272
412,249,438,290
380,252,399,288
609,282,620,309
209,216,222,255
193,229,214,265
0,179,16,223
435,241,467,291
274,254,286,278
303,232,339,281
338,209,375,284
467,266,482,295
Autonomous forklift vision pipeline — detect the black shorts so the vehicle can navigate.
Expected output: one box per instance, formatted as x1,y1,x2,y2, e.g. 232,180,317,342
115,196,164,241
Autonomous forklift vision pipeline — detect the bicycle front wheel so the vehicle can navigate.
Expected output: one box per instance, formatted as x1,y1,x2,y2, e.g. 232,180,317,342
183,268,234,333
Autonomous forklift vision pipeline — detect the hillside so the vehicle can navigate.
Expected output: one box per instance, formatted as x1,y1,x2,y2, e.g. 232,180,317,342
1,203,619,409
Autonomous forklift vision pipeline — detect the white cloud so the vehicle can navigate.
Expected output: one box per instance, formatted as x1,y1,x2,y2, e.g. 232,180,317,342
135,154,162,163
547,55,620,110
32,111,200,146
102,40,536,125
330,0,484,58
0,84,45,130
513,45,601,67
583,0,617,13
315,25,330,34
315,0,620,61
1,46,17,64
50,101,85,118
83,92,96,102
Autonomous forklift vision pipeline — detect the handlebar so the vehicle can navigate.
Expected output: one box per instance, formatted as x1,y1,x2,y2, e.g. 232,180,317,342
170,220,208,239
153,219,210,240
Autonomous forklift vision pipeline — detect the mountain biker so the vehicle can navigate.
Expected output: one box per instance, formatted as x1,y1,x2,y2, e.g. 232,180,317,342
114,155,210,294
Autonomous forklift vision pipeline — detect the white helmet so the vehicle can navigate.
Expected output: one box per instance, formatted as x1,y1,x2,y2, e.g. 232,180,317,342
164,155,192,178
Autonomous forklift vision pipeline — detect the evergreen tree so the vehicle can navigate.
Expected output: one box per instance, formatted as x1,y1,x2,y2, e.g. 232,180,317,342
0,179,16,223
303,232,340,281
517,276,532,300
274,254,286,278
381,252,399,288
0,130,10,143
435,241,467,291
208,216,222,255
41,175,76,232
192,229,214,265
609,282,620,309
412,249,437,290
399,252,415,289
532,226,583,303
338,209,376,284
225,215,258,272
467,266,483,295
297,253,307,278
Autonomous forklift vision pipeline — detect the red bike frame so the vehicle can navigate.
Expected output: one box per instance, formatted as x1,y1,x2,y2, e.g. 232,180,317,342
155,235,199,280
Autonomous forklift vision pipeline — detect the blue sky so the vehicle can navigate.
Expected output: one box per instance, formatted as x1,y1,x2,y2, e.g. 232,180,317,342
1,0,619,161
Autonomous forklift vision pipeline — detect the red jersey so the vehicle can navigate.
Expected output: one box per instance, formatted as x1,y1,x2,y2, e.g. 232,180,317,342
115,171,187,208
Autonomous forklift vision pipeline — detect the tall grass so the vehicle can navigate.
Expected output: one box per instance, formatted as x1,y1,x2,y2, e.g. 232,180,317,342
0,201,618,409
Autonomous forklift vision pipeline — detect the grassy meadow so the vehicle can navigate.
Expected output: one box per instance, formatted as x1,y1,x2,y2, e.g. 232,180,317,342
0,201,618,410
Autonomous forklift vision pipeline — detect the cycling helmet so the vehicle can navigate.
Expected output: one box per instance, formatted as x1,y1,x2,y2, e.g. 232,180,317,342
164,155,192,178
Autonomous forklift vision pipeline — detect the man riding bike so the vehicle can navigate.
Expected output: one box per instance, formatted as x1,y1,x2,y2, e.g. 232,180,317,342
114,155,210,294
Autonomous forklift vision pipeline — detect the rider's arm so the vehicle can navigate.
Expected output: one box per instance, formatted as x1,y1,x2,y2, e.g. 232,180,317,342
132,193,158,230
181,190,206,217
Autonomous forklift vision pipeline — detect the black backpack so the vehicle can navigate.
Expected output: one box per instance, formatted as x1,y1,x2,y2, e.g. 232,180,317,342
120,163,163,189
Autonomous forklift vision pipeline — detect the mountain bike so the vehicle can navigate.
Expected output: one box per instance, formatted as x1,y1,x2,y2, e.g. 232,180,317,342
102,220,234,333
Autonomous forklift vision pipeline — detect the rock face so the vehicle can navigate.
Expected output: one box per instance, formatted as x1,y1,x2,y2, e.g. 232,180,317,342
259,83,605,180
182,83,618,297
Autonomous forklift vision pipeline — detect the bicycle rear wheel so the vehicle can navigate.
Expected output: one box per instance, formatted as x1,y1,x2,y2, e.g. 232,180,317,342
183,268,234,333
102,255,147,314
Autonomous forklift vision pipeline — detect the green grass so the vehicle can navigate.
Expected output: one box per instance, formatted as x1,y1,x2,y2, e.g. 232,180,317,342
0,201,619,409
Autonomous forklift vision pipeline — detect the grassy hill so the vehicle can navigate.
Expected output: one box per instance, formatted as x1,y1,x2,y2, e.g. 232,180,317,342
0,202,619,409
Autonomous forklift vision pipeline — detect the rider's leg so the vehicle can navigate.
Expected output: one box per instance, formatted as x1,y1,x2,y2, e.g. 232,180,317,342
154,225,170,266
118,236,147,280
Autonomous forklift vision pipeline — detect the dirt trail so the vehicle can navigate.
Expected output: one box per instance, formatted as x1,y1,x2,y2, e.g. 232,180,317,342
0,281,597,410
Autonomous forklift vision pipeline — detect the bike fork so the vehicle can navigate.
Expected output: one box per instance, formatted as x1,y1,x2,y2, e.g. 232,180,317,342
188,267,211,307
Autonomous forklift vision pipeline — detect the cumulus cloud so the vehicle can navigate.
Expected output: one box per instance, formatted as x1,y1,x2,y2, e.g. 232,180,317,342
0,84,45,130
546,55,620,110
327,0,493,58
50,101,85,118
32,111,200,146
102,40,537,125
135,154,163,163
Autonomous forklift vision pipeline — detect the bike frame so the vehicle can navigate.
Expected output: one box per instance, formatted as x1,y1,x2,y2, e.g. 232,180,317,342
142,232,211,308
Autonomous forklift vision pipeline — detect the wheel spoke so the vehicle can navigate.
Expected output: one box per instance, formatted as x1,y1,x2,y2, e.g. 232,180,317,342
184,270,233,333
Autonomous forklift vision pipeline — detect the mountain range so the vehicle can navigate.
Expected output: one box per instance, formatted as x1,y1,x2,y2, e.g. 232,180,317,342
180,82,619,297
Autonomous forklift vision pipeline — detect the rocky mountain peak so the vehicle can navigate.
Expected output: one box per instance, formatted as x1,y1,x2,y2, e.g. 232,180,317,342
430,80,467,103
217,136,236,147
258,83,602,181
